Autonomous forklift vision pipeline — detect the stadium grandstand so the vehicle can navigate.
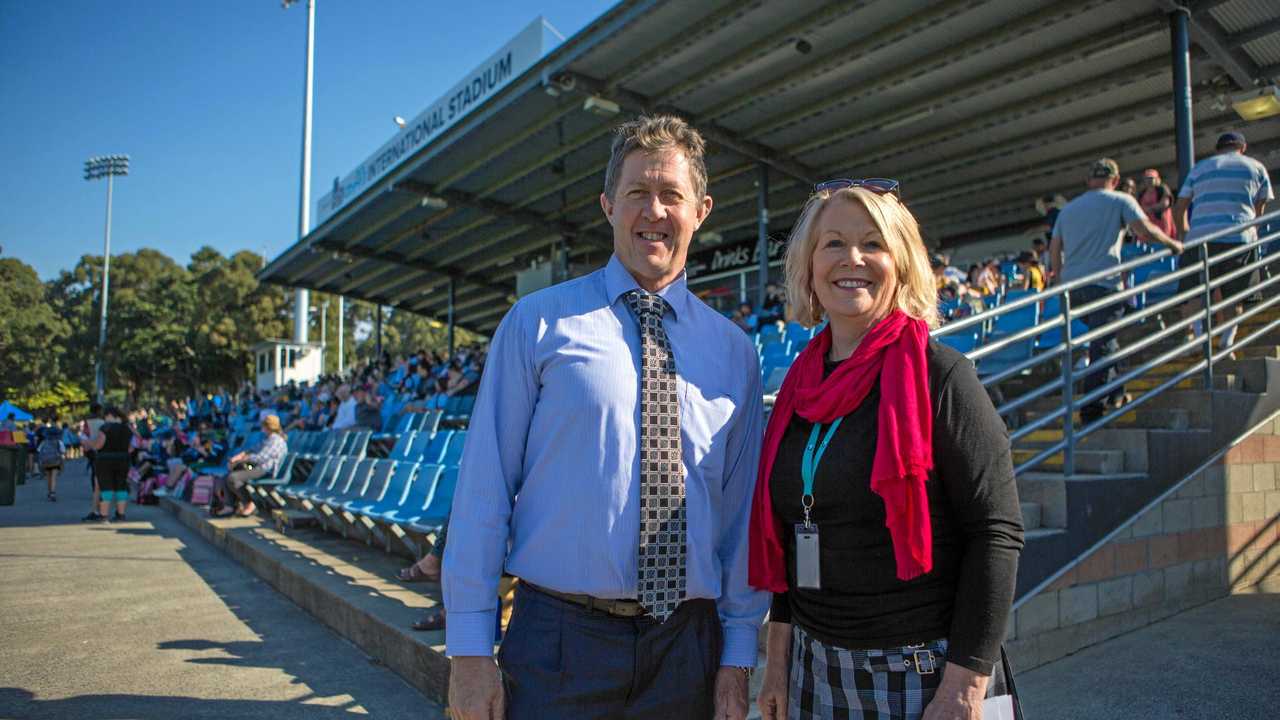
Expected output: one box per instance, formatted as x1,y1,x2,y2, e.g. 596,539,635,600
232,0,1280,706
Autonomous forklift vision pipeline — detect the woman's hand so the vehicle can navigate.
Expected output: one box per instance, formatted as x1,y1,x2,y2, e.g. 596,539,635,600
921,662,989,720
757,622,792,720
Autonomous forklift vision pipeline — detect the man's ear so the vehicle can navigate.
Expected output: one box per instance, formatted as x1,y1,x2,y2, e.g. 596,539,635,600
693,193,714,230
600,192,615,226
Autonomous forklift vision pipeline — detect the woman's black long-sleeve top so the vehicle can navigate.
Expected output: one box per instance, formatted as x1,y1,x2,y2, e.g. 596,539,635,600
768,340,1024,675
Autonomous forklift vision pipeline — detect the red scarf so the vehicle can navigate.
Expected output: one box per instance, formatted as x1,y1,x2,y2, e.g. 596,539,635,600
748,310,935,592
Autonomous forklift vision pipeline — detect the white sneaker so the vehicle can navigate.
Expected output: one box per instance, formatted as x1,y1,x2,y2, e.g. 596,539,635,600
1074,355,1090,370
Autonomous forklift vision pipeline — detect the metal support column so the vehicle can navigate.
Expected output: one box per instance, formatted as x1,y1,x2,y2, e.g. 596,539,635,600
1171,6,1196,190
336,296,345,375
755,163,770,312
447,278,456,358
375,304,383,363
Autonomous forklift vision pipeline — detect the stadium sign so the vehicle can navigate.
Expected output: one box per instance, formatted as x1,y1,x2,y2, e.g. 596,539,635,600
315,17,551,223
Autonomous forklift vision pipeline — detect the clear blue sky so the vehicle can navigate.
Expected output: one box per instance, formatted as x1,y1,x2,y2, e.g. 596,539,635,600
0,0,615,280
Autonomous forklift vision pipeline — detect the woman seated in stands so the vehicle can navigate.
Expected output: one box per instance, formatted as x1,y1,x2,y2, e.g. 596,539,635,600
212,414,288,518
750,179,1024,720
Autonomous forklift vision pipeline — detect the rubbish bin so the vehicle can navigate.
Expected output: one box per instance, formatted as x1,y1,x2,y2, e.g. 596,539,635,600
0,445,20,506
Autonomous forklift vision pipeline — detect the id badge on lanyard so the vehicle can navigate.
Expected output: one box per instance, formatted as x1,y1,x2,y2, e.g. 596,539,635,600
795,418,842,590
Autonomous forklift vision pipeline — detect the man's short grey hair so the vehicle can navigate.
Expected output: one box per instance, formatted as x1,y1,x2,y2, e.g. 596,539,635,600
602,115,708,201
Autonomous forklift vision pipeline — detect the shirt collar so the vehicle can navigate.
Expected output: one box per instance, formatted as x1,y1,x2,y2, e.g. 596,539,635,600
604,254,690,320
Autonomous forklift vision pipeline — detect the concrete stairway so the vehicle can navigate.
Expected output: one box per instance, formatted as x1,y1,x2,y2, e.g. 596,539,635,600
998,300,1280,597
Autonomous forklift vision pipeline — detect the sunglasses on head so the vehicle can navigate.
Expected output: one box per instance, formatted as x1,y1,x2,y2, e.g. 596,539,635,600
814,178,900,197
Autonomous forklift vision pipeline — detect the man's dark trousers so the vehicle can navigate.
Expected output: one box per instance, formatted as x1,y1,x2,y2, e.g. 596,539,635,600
1074,283,1126,422
498,583,722,719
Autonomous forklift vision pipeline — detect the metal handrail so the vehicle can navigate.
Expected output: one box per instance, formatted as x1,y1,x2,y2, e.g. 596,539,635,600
933,209,1280,477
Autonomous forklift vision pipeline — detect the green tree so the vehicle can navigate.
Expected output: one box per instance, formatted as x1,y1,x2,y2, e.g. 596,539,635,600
0,258,72,398
187,247,290,391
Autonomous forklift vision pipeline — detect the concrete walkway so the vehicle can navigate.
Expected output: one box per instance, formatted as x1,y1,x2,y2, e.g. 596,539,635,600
1018,592,1279,719
0,459,444,719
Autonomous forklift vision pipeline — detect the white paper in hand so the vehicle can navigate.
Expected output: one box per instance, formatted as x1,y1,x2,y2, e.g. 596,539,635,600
982,694,1016,720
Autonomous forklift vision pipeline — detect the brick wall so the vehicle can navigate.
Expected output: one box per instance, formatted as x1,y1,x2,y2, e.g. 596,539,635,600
1006,415,1280,671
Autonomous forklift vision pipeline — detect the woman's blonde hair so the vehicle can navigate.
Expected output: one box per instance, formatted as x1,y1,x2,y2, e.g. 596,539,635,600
783,187,939,329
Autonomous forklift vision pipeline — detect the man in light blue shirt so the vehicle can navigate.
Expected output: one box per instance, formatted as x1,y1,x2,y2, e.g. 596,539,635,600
1174,131,1273,351
445,115,767,720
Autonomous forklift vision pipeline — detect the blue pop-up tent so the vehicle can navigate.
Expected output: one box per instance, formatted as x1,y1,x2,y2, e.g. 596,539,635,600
0,401,34,422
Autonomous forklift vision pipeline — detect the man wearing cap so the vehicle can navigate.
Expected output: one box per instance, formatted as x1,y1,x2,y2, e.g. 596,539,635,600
1050,158,1183,423
1175,132,1274,350
445,115,766,720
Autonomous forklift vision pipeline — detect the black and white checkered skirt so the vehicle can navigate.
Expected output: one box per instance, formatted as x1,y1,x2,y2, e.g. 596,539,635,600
788,624,948,720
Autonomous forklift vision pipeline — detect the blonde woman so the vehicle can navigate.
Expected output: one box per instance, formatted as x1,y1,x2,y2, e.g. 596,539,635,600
749,180,1025,720
217,414,288,518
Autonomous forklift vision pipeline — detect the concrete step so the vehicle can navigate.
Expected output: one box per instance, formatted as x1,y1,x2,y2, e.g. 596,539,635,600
1013,448,1125,474
1020,501,1042,531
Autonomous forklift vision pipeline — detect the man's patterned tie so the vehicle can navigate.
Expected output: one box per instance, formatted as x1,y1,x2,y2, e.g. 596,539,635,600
624,289,687,622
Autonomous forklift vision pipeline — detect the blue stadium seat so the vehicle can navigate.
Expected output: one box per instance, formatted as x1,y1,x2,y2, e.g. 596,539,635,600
412,431,451,464
329,459,397,514
1036,295,1089,347
371,464,443,526
992,290,1040,334
409,466,459,533
937,332,979,355
309,458,376,508
977,333,1035,378
785,322,813,351
440,431,467,467
351,462,417,521
387,432,417,462
282,457,340,502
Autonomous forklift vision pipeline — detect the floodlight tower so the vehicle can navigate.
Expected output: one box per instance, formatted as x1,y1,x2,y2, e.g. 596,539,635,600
84,154,130,403
284,0,315,344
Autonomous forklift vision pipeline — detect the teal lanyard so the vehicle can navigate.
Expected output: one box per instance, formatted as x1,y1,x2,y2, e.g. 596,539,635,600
799,417,843,528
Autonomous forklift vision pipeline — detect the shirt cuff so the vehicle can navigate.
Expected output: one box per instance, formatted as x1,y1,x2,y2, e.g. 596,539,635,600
719,624,760,668
444,611,496,657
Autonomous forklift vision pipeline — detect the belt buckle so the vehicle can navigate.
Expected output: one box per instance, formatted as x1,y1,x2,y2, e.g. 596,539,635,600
912,650,937,675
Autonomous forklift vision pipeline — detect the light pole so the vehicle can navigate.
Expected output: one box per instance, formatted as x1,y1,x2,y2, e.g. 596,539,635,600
84,154,130,404
284,0,315,345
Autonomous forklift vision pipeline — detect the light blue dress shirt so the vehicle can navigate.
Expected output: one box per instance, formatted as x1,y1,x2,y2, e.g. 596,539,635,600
443,255,768,667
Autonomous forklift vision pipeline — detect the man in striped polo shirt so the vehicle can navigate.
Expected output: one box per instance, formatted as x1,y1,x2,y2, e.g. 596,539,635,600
1175,131,1274,351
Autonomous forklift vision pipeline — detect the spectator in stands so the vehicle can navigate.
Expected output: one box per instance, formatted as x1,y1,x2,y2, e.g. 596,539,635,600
445,115,765,720
331,384,357,431
1119,176,1137,197
1035,194,1064,245
1032,237,1053,283
214,414,288,518
1138,168,1175,240
1174,132,1273,354
83,406,133,523
930,254,948,290
976,258,1001,295
731,301,759,333
352,384,382,431
1049,158,1182,424
750,180,1023,720
1016,250,1045,291
761,282,786,324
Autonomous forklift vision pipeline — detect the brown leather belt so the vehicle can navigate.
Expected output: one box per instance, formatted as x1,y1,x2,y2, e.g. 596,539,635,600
527,583,649,618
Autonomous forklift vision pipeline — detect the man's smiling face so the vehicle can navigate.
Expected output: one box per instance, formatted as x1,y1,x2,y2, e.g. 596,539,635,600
600,148,712,292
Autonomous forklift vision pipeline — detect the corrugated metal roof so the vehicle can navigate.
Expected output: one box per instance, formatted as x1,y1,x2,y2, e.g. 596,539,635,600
260,0,1280,334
